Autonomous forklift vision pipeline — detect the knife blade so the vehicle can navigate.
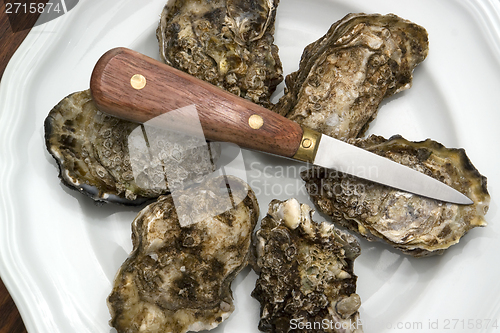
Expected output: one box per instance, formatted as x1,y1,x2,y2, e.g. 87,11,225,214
89,47,472,205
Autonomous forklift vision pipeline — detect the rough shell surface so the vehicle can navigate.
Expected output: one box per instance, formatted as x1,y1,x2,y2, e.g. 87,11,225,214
44,90,220,204
301,135,490,257
273,13,429,141
251,198,363,333
108,176,259,333
157,0,283,107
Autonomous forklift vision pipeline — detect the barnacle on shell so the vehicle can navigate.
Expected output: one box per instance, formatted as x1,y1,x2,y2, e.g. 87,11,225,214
301,135,490,257
108,176,259,333
157,0,283,107
44,90,220,204
251,199,363,333
273,13,429,141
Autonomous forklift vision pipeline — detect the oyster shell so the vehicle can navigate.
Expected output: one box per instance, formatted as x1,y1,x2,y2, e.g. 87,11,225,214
44,90,219,204
251,198,363,333
108,176,259,332
301,135,490,257
157,0,283,107
273,13,429,141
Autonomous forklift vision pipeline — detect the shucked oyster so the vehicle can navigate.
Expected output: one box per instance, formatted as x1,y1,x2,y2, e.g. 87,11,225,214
108,176,259,332
157,0,283,107
45,90,219,204
251,199,363,333
301,135,490,257
274,13,428,141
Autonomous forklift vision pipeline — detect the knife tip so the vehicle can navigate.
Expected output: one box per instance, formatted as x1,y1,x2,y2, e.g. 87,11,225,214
436,191,474,205
457,195,474,205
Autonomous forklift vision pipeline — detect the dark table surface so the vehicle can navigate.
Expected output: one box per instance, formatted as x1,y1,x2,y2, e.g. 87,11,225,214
0,1,39,332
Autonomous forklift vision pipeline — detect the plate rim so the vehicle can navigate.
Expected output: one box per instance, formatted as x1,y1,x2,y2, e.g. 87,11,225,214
0,14,71,333
1,0,500,332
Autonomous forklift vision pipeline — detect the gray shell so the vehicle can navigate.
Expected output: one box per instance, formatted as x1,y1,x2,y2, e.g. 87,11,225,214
44,90,220,204
108,176,259,333
301,135,490,257
157,0,283,107
273,13,429,141
251,199,363,333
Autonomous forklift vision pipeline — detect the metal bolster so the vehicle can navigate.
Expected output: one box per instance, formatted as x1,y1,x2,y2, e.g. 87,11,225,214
292,126,322,163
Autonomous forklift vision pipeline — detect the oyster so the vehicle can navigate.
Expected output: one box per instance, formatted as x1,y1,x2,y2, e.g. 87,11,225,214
301,135,490,257
108,176,259,332
251,198,363,333
44,90,219,204
273,13,429,141
157,0,283,107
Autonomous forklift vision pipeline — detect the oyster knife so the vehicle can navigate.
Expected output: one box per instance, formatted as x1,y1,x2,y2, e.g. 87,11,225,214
90,48,472,205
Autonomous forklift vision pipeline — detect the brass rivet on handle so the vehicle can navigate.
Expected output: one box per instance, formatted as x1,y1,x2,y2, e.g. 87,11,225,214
302,138,312,148
130,74,147,90
248,114,264,130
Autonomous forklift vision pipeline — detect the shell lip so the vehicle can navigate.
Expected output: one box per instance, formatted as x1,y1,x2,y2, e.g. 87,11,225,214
44,114,152,206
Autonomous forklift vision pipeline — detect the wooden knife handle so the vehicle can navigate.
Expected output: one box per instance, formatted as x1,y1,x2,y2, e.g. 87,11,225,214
90,47,303,158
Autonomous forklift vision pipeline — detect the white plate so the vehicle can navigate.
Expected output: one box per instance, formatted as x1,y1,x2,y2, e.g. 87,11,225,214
1,0,500,332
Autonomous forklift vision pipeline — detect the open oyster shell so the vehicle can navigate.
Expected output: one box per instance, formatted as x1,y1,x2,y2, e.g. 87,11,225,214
273,13,429,141
44,90,219,204
251,199,363,333
157,0,283,107
301,135,490,257
108,176,259,332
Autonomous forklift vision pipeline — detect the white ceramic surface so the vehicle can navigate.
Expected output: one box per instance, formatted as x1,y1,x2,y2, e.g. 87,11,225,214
1,0,500,332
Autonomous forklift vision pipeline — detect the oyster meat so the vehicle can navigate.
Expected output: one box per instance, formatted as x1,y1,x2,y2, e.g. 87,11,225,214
301,135,490,257
251,198,363,333
157,0,283,107
273,13,429,141
45,90,219,204
108,176,259,332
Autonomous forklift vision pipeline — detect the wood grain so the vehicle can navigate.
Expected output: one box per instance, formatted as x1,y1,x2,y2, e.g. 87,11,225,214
91,47,304,158
0,279,26,333
1,2,28,78
0,1,46,332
